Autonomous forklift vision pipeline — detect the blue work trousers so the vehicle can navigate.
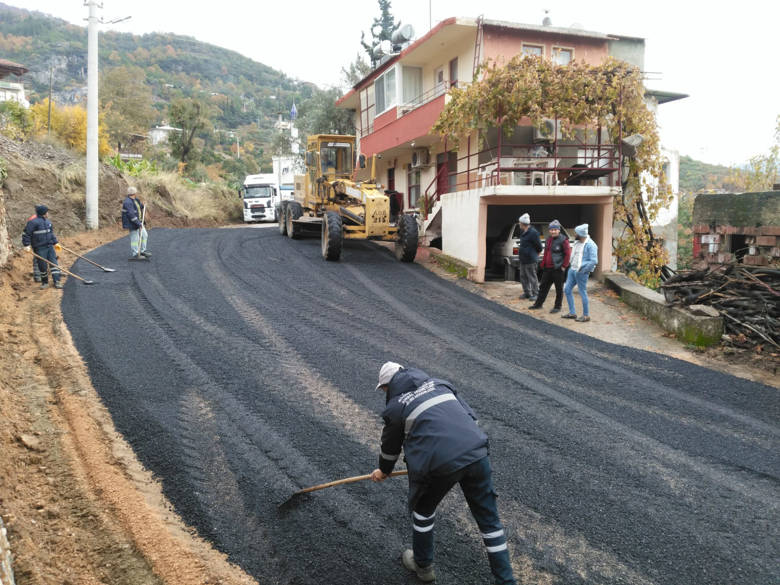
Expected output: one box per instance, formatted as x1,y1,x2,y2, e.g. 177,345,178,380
34,245,60,284
409,457,516,585
564,268,590,316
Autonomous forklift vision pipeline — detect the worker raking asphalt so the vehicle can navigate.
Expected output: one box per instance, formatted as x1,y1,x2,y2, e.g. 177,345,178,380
61,226,779,585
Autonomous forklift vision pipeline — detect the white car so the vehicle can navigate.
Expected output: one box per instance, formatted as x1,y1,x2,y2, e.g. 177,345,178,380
490,222,571,280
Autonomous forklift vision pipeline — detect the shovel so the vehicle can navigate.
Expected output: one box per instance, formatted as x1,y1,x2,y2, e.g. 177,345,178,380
59,244,116,272
280,470,408,509
30,250,96,285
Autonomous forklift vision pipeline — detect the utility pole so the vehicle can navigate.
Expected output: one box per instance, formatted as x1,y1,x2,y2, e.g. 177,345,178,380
47,61,53,135
84,1,130,230
85,0,99,229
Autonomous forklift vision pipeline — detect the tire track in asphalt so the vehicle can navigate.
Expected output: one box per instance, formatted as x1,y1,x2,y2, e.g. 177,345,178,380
345,263,779,507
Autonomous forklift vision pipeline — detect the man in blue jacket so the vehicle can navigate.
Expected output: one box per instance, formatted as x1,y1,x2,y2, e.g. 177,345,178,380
562,223,598,322
22,205,63,289
370,362,516,584
121,186,151,260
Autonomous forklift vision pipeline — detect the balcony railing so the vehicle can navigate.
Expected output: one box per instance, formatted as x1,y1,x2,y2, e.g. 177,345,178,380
420,140,620,219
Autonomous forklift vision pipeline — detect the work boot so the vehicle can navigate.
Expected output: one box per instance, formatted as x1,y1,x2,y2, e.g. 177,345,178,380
528,304,542,310
40,282,49,289
402,550,435,582
54,281,64,289
33,275,41,283
140,250,152,258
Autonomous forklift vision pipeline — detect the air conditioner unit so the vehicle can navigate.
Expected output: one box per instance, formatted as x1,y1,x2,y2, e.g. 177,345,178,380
533,119,562,142
411,148,430,168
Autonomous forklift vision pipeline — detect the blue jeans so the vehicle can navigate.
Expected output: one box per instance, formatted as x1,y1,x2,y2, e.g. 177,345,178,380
564,268,590,316
34,245,60,284
409,457,516,585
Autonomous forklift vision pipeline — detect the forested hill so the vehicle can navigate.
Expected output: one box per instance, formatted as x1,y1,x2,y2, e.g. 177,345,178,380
0,2,315,129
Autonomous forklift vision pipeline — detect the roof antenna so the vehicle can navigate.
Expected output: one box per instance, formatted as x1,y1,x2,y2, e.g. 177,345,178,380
542,9,552,26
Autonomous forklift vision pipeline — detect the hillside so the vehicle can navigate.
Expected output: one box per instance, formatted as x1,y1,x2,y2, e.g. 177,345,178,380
678,155,732,193
0,2,315,131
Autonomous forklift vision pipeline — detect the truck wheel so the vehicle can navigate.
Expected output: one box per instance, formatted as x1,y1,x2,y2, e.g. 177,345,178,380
395,214,418,262
321,211,343,261
286,202,303,239
278,201,288,236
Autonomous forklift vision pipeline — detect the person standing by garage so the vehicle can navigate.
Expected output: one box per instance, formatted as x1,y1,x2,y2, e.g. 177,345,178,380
370,362,517,585
517,213,542,301
562,223,598,322
529,219,571,313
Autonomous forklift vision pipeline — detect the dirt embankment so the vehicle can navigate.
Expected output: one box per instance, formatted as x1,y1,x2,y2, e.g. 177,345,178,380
0,229,259,585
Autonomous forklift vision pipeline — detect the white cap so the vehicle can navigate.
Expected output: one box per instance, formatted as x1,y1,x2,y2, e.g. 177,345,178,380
376,361,403,390
127,186,137,195
518,213,530,225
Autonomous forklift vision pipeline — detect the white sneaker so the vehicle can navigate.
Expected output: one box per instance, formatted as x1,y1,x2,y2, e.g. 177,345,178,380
402,549,435,582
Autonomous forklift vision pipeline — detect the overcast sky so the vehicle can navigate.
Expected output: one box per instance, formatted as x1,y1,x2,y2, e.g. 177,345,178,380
9,0,780,167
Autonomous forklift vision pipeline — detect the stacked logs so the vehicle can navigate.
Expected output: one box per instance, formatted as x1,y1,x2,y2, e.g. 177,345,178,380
661,263,779,348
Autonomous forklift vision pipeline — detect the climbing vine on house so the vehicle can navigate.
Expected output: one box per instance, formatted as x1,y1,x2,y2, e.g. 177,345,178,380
433,55,672,287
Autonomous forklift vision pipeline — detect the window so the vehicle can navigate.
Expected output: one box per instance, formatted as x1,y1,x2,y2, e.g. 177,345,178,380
522,44,543,57
407,168,421,208
320,142,353,176
449,57,458,87
402,66,423,104
374,67,397,114
434,66,445,96
552,47,573,65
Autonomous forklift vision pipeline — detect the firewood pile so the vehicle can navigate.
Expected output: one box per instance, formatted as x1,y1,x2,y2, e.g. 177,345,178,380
661,263,779,349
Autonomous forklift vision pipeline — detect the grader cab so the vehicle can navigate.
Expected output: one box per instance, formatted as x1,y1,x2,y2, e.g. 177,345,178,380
277,134,418,262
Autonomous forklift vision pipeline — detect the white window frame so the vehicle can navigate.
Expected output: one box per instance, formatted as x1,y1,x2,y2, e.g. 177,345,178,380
374,66,398,116
552,46,574,65
522,43,544,57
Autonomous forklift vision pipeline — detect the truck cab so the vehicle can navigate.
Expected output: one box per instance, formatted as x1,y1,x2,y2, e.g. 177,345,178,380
240,174,278,222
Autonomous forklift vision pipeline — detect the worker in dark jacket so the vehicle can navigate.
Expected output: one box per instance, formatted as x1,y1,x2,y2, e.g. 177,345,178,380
22,204,62,289
370,362,516,585
24,212,42,282
517,213,542,301
530,219,571,313
121,186,151,259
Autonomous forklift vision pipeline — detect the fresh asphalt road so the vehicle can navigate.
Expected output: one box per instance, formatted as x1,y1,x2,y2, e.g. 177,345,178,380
61,226,779,585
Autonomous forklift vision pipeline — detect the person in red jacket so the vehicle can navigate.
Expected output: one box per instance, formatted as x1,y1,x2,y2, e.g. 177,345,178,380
529,219,571,313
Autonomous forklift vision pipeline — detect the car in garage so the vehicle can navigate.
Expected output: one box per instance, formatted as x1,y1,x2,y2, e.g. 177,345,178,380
490,222,572,280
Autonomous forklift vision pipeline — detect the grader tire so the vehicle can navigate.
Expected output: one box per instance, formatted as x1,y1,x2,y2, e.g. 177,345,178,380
395,214,418,262
278,201,288,236
286,201,303,239
321,211,343,261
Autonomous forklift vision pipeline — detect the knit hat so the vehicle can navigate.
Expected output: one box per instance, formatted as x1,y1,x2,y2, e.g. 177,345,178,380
35,204,48,216
127,186,137,195
376,361,403,390
548,219,562,230
575,223,589,237
518,213,530,225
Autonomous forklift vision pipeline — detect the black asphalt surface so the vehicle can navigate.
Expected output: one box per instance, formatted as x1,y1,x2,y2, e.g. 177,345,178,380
61,227,779,585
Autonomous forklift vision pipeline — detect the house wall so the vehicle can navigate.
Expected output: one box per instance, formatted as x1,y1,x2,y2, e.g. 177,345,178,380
483,27,608,65
441,190,484,266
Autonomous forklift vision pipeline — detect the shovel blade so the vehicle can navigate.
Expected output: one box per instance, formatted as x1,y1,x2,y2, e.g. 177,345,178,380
101,268,116,272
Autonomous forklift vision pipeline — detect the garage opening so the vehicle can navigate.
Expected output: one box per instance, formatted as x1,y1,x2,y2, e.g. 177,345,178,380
485,203,602,281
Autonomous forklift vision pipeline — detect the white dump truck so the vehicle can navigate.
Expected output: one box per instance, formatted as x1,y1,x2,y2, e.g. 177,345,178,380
240,174,279,222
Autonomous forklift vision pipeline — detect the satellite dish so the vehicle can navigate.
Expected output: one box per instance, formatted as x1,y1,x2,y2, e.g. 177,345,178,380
391,24,415,45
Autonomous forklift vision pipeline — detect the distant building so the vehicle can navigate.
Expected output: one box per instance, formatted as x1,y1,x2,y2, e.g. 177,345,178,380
0,58,29,108
149,124,181,146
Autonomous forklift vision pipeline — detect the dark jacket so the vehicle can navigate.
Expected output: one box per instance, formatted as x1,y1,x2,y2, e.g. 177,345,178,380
22,215,58,249
540,233,571,269
377,367,488,479
121,196,144,230
518,225,542,264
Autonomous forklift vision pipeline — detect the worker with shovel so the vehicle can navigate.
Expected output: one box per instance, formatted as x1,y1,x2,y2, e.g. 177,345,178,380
22,204,63,290
121,186,151,260
370,362,517,584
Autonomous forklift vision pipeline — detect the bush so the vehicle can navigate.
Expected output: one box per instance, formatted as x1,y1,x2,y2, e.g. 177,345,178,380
0,100,32,139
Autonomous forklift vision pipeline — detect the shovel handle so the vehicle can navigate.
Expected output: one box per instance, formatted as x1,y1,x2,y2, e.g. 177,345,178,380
293,470,408,496
60,244,114,272
30,250,91,283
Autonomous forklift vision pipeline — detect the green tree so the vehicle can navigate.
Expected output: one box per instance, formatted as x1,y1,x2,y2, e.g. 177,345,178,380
100,66,157,150
0,100,32,139
342,53,372,87
168,98,212,163
360,0,401,67
724,115,779,192
298,89,354,136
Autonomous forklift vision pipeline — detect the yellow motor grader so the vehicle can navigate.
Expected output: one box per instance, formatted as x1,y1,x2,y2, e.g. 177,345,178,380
277,134,418,262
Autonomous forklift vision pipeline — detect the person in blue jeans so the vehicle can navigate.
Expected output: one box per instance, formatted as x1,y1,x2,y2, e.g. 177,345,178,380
370,362,517,584
562,223,598,322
